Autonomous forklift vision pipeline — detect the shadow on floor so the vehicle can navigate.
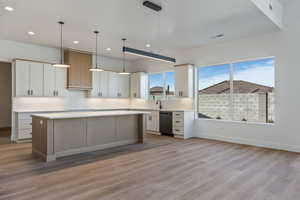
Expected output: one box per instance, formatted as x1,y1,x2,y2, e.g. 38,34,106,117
0,127,11,145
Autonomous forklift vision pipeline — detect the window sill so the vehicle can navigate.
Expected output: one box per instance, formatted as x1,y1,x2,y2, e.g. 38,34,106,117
196,117,275,126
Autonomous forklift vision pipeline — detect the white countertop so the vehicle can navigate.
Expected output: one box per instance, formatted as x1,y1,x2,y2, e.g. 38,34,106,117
14,108,195,113
31,111,150,119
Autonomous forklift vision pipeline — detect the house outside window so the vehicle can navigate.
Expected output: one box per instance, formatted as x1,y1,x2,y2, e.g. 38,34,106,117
149,71,175,100
198,57,275,124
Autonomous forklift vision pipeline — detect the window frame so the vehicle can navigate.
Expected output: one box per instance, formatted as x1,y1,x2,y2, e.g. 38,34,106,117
196,56,275,124
148,70,175,100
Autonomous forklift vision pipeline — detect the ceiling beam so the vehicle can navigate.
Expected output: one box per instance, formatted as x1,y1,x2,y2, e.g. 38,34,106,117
251,0,283,29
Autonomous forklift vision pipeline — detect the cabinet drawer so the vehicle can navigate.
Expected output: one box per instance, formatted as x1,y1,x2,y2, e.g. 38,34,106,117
18,119,32,129
173,118,184,127
18,113,32,120
173,112,184,119
18,129,32,139
173,128,184,135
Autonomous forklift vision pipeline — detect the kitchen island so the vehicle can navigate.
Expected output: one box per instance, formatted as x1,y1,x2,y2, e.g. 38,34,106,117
31,111,148,162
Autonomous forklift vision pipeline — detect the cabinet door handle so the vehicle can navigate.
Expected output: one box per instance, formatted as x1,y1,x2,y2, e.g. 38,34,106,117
31,90,33,96
56,90,59,96
176,121,180,123
53,90,56,96
27,90,30,96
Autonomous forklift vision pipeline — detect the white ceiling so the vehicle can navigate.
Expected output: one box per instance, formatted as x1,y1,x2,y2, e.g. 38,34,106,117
0,0,285,60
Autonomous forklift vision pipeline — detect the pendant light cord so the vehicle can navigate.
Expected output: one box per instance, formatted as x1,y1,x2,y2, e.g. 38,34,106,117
95,31,99,68
122,38,126,72
58,21,64,64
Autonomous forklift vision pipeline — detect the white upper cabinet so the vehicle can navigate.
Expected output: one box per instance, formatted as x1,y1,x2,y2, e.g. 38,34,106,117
15,60,66,97
44,64,67,97
44,63,56,96
29,62,44,96
99,71,109,97
175,64,194,98
15,60,30,96
107,72,130,98
118,74,130,98
54,67,67,97
130,72,148,99
91,72,100,97
91,71,109,98
108,72,119,98
15,60,43,96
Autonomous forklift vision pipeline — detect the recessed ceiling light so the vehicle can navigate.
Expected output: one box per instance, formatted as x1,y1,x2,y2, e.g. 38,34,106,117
106,47,112,51
146,44,151,48
73,41,79,44
4,6,14,11
28,31,35,36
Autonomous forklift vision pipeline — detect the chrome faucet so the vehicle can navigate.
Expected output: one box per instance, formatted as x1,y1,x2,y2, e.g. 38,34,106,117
156,100,163,110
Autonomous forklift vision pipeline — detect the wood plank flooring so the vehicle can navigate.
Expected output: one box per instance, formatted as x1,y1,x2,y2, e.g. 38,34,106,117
0,134,300,200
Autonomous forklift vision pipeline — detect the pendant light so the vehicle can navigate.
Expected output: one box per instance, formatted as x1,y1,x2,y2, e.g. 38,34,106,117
90,31,104,72
119,38,130,75
53,21,70,68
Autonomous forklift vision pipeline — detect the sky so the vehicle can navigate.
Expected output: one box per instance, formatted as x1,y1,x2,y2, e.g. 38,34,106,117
198,58,275,90
149,72,175,91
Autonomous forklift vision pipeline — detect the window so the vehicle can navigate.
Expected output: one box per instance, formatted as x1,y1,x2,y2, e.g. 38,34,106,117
149,71,175,100
165,71,175,96
198,57,275,124
198,64,231,120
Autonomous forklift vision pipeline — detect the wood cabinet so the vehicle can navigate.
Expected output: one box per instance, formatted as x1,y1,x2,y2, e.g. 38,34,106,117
65,50,92,90
175,64,194,98
130,72,148,99
15,60,43,96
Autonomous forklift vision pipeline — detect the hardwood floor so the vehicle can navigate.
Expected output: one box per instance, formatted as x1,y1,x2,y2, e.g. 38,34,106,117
0,134,300,200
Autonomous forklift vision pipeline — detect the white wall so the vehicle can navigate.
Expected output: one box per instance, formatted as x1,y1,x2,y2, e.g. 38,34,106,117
185,1,300,152
132,1,300,152
0,62,12,127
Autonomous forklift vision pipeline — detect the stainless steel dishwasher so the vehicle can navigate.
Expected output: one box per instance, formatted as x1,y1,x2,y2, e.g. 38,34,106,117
159,111,173,136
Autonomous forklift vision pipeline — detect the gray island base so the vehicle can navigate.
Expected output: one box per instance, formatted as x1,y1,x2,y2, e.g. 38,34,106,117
31,111,148,162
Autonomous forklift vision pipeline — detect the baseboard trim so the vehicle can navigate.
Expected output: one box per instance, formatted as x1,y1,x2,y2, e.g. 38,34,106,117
198,134,300,153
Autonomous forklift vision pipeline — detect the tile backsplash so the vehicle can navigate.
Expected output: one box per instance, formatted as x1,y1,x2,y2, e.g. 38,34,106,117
13,90,194,112
13,90,131,111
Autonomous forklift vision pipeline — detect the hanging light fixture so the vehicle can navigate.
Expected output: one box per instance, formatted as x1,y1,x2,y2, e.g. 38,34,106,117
90,31,104,72
119,38,130,75
53,21,70,68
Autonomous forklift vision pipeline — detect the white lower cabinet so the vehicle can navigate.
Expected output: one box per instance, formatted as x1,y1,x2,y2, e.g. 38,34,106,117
146,111,160,133
172,111,194,139
16,113,33,141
